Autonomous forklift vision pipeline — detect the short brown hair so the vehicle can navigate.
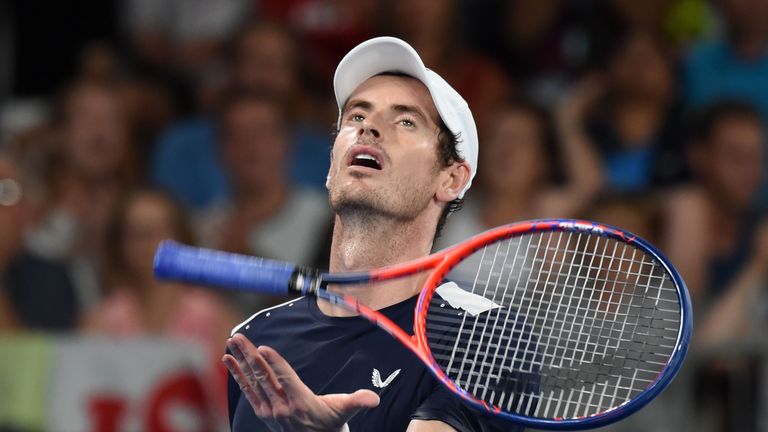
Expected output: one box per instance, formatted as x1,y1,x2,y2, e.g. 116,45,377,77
434,120,464,243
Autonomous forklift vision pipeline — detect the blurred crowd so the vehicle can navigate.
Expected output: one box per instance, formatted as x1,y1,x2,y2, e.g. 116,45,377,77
1,0,767,430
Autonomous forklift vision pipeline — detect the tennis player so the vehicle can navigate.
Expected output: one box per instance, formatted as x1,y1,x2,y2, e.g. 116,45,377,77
223,37,512,431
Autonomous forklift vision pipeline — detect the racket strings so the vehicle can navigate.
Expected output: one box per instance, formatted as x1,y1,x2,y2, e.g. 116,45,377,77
425,231,681,420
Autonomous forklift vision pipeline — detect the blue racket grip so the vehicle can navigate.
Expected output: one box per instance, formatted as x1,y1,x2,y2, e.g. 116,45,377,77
153,240,297,296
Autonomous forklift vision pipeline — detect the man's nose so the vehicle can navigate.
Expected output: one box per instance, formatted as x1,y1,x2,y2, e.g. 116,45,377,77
358,120,380,139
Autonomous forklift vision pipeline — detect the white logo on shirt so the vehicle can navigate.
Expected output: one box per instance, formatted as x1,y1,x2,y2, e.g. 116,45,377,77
371,368,401,388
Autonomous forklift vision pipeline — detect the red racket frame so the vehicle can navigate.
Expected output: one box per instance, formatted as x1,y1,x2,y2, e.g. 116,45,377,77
316,219,688,430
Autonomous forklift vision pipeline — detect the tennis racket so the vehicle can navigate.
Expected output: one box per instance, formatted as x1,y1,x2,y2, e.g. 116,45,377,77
154,219,692,430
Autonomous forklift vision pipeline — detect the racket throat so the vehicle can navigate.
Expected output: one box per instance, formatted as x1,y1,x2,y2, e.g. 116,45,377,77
289,266,322,294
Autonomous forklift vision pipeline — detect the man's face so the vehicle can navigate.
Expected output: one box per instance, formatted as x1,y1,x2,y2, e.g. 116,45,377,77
220,100,287,191
121,193,177,278
327,75,444,220
64,85,127,179
703,117,765,210
482,108,546,192
235,28,297,98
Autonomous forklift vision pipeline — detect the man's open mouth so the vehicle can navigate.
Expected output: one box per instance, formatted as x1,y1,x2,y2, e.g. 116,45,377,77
350,153,382,170
347,147,384,170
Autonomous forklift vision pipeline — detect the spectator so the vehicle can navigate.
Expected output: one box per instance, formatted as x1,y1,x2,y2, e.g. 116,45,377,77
150,21,330,210
481,0,616,107
13,81,137,330
584,30,686,193
121,0,252,113
437,92,602,248
682,0,768,119
258,0,378,92
82,189,237,339
74,41,175,174
82,188,238,421
662,101,767,328
194,90,331,311
662,101,768,432
228,21,332,187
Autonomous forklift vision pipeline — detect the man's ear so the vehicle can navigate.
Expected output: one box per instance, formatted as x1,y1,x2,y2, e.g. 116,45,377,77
436,161,471,203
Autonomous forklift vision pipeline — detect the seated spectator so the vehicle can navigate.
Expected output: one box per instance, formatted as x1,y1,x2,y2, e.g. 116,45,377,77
5,128,79,333
8,81,137,330
82,189,237,339
82,188,238,420
149,110,226,209
662,100,767,432
150,21,330,210
436,93,602,248
74,40,176,174
195,90,332,311
122,0,252,113
683,0,768,119
585,30,686,193
257,0,378,93
661,101,767,345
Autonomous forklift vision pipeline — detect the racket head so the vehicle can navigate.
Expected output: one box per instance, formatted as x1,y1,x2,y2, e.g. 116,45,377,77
414,219,692,430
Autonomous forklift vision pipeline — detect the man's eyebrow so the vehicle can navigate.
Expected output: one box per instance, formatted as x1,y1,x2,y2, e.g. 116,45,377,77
342,99,372,114
342,99,435,125
392,104,431,124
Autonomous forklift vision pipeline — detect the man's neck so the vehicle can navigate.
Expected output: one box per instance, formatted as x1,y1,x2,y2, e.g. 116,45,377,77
319,209,437,317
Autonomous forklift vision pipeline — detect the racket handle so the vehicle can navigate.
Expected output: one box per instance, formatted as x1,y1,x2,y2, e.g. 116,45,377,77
154,240,298,296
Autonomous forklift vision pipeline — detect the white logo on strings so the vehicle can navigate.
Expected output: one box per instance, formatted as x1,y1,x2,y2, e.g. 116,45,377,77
371,368,401,388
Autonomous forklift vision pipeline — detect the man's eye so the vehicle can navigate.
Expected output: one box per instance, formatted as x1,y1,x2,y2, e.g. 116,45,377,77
352,114,365,122
400,119,415,127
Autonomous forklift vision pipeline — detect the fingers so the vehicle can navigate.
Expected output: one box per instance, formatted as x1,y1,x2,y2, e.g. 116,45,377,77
223,353,271,416
257,345,314,401
258,346,381,419
226,334,290,416
224,335,378,429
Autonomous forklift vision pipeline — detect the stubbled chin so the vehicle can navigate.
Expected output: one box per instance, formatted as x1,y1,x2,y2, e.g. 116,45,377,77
329,183,380,212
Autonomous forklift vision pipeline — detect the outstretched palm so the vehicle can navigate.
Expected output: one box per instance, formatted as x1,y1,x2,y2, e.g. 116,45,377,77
224,334,380,432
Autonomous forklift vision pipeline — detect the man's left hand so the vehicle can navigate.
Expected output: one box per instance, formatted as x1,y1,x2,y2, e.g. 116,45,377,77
224,333,380,432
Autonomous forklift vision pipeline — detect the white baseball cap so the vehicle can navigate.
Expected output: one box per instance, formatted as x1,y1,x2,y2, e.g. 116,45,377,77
333,36,478,198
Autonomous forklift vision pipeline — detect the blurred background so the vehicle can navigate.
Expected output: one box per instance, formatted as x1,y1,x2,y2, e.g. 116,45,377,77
0,0,766,431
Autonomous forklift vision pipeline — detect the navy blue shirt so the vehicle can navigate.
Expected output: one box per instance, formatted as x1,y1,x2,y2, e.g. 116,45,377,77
228,295,519,431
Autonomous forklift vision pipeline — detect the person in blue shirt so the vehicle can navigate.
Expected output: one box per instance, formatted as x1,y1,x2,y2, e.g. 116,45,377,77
683,0,768,120
222,37,522,431
150,22,331,210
